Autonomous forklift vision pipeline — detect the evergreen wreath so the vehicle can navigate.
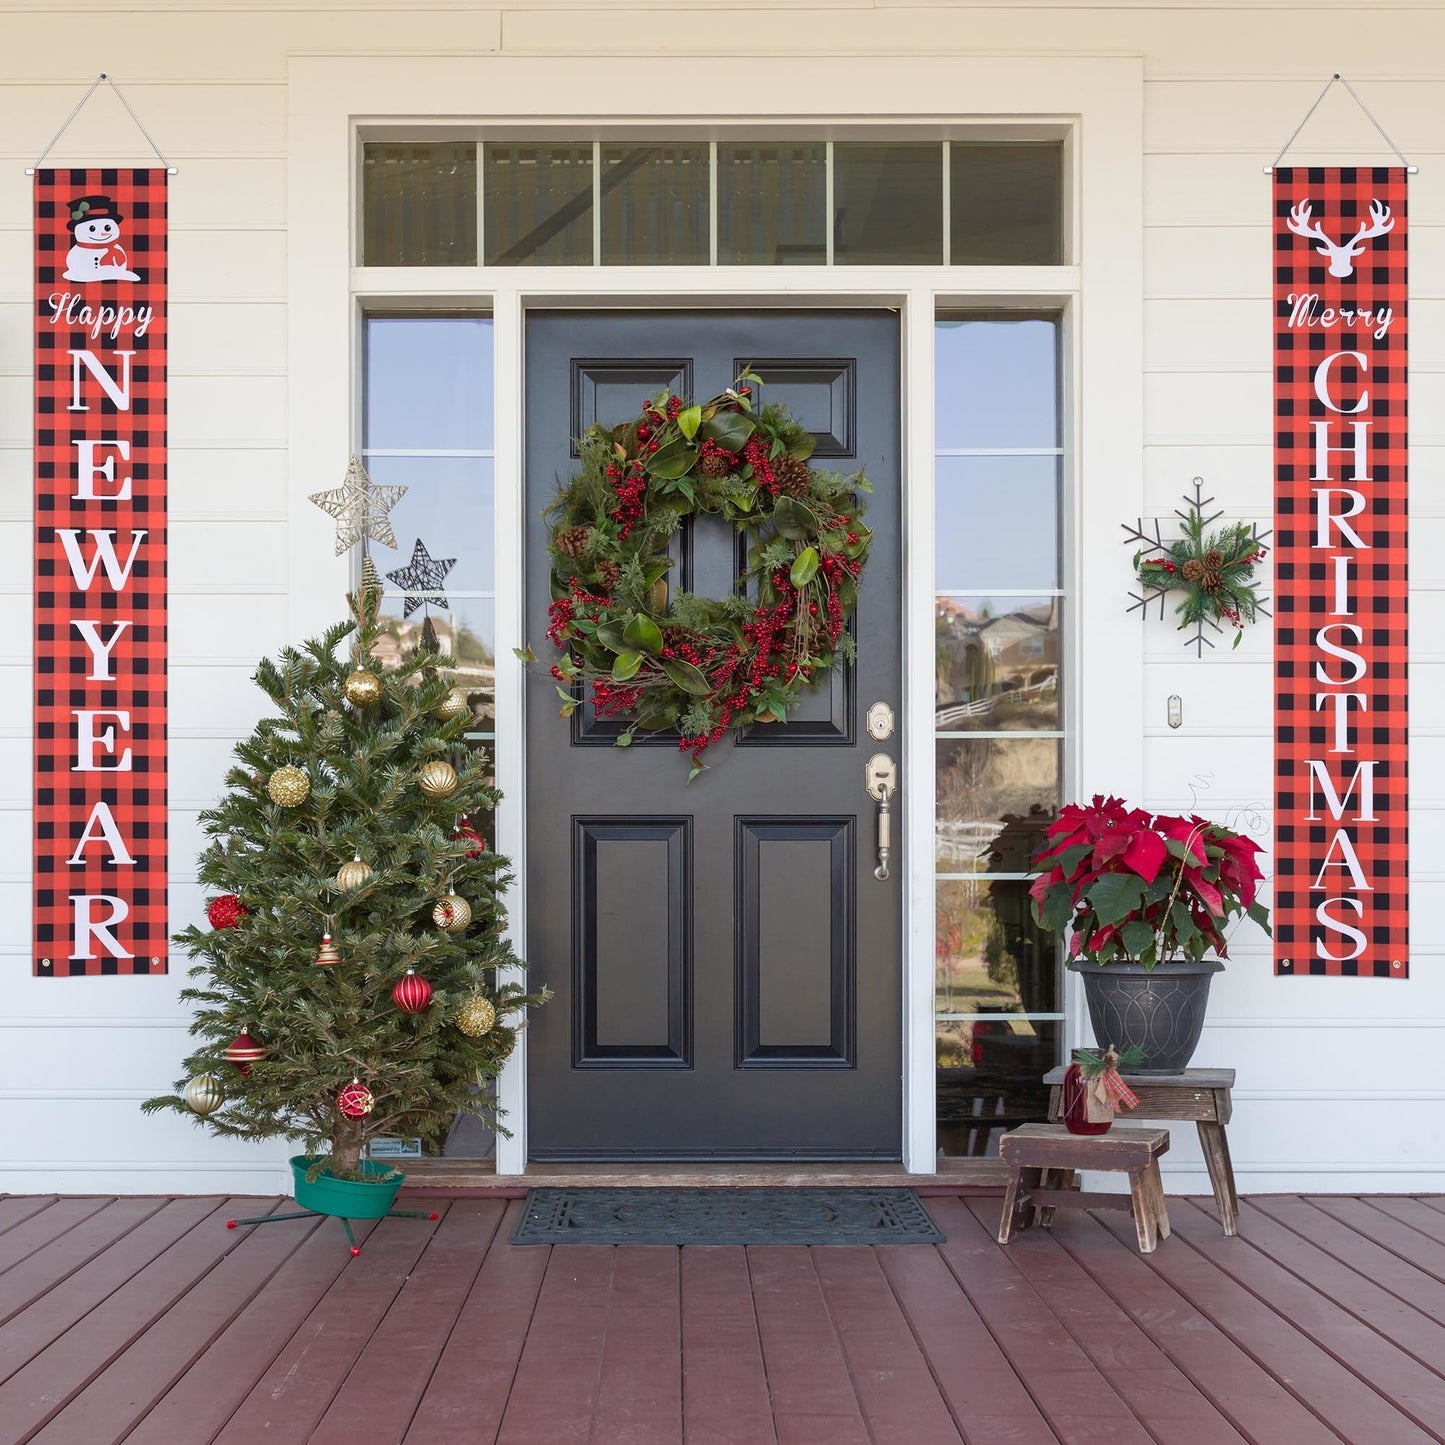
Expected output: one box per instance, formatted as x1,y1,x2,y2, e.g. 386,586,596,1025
1124,478,1270,654
533,374,873,779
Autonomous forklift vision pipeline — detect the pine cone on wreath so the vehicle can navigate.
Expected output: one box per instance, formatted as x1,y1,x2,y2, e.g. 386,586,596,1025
1202,549,1225,571
556,525,592,560
774,453,813,498
595,559,622,591
1181,559,1205,581
700,448,735,479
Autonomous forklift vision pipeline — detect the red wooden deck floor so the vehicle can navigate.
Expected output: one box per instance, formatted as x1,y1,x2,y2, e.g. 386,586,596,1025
1,1189,1444,1444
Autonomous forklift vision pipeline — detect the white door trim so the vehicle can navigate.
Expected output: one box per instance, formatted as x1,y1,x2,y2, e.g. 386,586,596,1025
286,54,1144,1176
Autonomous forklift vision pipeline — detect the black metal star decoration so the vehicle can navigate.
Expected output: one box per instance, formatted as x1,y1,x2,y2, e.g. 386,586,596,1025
309,457,407,556
385,538,456,617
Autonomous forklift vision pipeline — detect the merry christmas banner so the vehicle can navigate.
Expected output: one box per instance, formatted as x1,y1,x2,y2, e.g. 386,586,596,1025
34,169,168,975
1273,166,1408,978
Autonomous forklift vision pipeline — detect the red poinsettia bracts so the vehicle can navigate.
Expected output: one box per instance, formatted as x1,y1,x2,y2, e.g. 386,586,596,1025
1029,795,1270,970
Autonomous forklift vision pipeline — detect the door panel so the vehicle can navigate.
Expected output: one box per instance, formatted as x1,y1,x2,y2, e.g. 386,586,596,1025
525,310,901,1159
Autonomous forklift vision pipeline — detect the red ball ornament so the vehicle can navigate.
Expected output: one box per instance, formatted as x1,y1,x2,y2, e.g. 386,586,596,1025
223,1029,266,1075
452,820,486,859
337,1079,375,1118
207,894,247,930
392,969,433,1014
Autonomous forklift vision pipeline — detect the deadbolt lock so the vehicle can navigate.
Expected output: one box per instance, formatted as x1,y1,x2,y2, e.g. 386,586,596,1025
866,701,895,741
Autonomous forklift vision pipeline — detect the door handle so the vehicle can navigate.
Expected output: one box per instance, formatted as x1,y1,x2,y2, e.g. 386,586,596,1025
865,753,897,881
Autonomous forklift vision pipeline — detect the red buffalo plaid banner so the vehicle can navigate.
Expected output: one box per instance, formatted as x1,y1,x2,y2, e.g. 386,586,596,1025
34,169,168,976
1273,167,1408,978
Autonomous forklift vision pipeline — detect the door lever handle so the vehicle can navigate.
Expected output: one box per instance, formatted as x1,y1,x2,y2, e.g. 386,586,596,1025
873,783,893,881
865,753,898,882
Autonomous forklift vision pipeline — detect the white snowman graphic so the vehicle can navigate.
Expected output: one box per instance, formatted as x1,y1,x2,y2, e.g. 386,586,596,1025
63,195,141,283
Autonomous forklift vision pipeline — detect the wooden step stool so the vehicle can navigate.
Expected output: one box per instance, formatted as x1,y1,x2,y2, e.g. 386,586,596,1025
997,1122,1172,1253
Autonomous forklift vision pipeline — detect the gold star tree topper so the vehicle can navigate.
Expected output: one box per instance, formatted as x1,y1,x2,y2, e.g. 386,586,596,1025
309,457,407,555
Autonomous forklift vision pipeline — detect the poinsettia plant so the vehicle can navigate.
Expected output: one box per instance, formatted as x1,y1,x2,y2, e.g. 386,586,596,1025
1028,796,1270,969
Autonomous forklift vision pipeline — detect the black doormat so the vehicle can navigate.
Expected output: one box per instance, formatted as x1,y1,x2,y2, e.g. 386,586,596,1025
511,1187,944,1246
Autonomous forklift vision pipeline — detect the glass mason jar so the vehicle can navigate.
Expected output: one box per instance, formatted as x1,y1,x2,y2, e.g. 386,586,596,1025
1061,1061,1111,1135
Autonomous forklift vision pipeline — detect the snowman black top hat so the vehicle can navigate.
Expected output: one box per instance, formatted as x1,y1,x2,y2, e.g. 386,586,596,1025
67,195,123,232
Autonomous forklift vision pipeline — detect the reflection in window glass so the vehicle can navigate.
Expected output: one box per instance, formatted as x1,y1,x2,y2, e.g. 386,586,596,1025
717,144,826,265
935,457,1059,592
363,316,495,750
364,457,496,594
936,597,1060,729
833,144,943,265
362,144,477,267
935,318,1058,449
484,145,594,266
935,314,1062,1158
936,737,1059,850
365,318,495,453
600,145,709,266
951,144,1064,265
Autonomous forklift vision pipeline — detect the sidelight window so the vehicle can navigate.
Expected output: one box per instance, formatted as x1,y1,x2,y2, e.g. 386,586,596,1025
933,314,1064,1160
362,316,497,772
361,139,1064,267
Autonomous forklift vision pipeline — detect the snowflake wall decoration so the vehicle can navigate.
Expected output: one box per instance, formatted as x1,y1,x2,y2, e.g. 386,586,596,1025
1123,478,1271,656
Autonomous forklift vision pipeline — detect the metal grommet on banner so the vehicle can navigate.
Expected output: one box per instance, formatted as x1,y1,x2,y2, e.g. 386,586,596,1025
26,72,178,175
1264,73,1418,174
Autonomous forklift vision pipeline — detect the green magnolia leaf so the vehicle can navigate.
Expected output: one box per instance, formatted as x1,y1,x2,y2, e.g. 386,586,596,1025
677,404,703,440
732,490,754,513
646,441,697,480
789,432,818,462
700,410,756,452
772,496,817,540
1082,872,1147,926
643,558,674,587
623,615,664,653
661,657,711,696
790,547,820,588
612,651,643,682
549,571,569,601
594,622,630,654
842,523,873,559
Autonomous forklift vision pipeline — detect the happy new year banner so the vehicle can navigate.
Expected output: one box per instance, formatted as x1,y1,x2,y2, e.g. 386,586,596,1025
1273,166,1408,978
34,169,168,975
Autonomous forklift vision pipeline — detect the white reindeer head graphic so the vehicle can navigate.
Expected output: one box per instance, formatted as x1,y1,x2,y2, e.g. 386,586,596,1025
1286,199,1395,279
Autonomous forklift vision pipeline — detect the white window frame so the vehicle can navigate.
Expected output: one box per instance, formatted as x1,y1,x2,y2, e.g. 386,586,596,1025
288,54,1145,1176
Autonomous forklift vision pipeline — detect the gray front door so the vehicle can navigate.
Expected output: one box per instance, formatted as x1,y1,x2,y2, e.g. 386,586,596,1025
524,310,902,1159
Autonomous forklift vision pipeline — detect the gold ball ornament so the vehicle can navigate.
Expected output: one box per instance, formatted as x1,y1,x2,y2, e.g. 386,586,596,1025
456,994,498,1037
434,686,470,723
418,760,459,800
335,855,373,891
432,891,472,933
344,667,382,708
267,765,311,807
184,1073,224,1116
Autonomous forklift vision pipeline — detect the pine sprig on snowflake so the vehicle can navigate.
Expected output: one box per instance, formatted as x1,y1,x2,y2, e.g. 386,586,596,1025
1124,478,1271,655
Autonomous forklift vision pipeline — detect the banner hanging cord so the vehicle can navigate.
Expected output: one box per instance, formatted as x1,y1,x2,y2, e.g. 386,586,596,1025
1265,73,1416,175
28,73,176,175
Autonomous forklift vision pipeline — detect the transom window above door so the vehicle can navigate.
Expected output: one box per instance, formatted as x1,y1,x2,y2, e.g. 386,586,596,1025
361,139,1064,267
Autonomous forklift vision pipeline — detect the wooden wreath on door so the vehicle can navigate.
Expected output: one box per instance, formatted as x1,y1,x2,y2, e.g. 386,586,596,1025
536,375,873,779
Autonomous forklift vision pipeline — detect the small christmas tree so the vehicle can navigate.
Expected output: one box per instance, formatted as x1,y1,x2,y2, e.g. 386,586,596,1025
144,565,546,1178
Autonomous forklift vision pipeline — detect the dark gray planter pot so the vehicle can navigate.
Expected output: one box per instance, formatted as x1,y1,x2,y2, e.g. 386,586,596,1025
1069,957,1224,1074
